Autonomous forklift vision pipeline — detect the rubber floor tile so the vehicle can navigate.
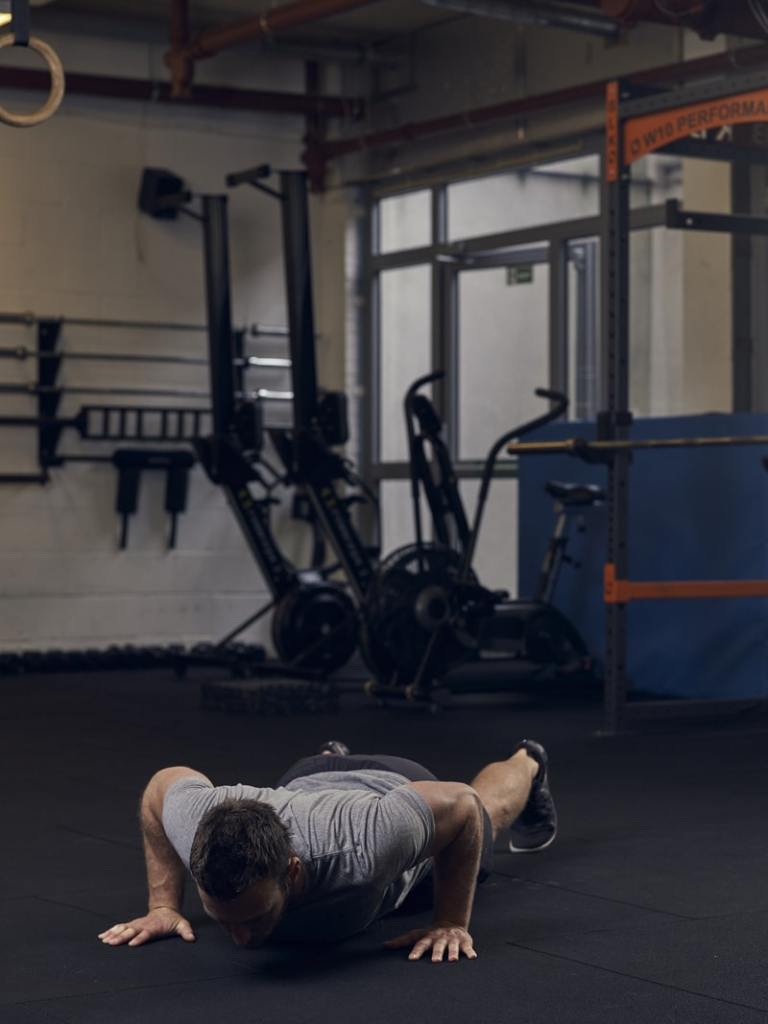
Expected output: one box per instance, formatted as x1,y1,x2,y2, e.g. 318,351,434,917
493,824,768,918
511,909,768,1011
30,943,768,1024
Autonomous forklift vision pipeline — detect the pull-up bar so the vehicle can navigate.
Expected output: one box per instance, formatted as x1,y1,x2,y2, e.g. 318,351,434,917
506,434,768,457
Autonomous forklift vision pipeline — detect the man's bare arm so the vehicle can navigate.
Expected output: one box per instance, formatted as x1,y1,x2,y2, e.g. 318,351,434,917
141,766,210,912
383,781,484,962
98,766,211,947
406,781,483,929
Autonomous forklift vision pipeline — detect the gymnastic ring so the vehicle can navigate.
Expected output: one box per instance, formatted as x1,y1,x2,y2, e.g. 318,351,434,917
0,34,65,127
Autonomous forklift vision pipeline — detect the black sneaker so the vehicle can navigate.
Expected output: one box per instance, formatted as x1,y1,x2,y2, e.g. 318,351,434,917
508,739,557,854
318,740,351,756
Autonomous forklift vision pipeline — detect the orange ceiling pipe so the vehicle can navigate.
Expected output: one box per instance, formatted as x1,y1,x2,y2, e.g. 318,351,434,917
165,0,384,96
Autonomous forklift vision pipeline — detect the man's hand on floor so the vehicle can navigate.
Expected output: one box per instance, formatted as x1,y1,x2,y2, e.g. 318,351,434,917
383,923,478,962
98,907,196,947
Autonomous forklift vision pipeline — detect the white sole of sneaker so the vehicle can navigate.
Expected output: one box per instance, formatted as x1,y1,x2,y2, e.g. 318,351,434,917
508,829,558,854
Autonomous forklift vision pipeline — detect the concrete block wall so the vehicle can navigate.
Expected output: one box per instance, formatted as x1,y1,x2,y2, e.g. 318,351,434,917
0,25,323,652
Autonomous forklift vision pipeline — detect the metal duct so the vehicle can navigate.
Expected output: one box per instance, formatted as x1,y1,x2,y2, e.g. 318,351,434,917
420,0,621,36
585,0,768,39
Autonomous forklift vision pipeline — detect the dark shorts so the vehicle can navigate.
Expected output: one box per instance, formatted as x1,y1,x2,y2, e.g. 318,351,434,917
276,753,494,909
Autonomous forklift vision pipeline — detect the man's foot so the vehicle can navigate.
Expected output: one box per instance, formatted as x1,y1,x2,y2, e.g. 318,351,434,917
318,740,351,757
508,739,557,853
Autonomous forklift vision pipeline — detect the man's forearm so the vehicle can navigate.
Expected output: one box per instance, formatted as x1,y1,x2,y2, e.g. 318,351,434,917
140,801,186,912
430,795,484,929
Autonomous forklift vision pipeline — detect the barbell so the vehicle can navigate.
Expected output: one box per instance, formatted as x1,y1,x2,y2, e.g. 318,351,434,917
506,434,768,457
0,344,290,370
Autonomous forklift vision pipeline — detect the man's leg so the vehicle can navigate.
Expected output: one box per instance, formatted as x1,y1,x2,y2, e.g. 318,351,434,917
469,749,539,842
470,739,558,853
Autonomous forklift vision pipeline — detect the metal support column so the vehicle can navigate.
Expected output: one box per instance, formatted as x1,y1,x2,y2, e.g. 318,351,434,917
202,194,236,435
549,239,569,401
279,169,375,600
280,170,321,433
601,80,632,736
37,319,62,472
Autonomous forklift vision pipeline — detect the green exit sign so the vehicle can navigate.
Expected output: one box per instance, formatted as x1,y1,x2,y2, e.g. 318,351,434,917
507,265,534,286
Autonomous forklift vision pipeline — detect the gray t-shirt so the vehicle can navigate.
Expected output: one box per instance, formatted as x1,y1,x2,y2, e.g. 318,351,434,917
162,770,436,943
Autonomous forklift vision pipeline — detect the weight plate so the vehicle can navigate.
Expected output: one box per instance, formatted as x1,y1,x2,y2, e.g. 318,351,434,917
272,583,358,674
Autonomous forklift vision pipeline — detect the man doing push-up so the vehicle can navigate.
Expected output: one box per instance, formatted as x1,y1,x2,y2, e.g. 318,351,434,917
98,739,557,963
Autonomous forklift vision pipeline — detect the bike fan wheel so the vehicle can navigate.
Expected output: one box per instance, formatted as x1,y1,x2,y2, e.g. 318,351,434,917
360,543,478,685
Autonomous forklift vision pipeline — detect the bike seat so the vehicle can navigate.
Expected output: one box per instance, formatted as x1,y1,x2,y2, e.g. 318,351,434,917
545,481,605,507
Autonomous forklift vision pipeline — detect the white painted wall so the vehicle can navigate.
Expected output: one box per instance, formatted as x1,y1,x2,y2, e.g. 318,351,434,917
0,25,312,652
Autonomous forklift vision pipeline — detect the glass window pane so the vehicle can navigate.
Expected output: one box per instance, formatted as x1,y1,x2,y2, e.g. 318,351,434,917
379,264,432,462
379,480,418,555
448,155,600,242
457,257,550,460
378,190,431,254
459,478,518,596
630,153,682,209
567,238,600,421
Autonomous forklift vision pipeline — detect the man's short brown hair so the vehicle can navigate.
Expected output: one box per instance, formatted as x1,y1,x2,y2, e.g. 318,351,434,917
189,798,293,901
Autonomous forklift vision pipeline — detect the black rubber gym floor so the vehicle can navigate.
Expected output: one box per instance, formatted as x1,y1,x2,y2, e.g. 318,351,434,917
4,667,768,1024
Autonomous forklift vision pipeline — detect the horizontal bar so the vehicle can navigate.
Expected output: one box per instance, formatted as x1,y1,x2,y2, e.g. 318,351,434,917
0,346,209,366
665,201,768,237
604,564,768,603
0,347,291,370
0,312,292,336
620,67,768,120
243,357,291,369
371,205,683,273
662,136,768,165
250,324,291,337
506,434,768,456
0,473,47,484
0,311,206,331
247,389,293,402
0,383,210,399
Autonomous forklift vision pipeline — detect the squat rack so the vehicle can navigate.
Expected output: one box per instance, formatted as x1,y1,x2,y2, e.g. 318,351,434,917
510,67,768,733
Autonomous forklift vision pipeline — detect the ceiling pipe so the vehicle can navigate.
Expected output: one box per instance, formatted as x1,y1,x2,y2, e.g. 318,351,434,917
0,64,365,118
420,0,621,37
318,40,768,161
165,0,384,97
576,0,768,40
168,0,192,96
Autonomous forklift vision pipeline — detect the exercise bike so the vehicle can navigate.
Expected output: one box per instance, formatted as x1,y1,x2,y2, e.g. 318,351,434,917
231,165,598,708
403,371,603,668
360,378,603,705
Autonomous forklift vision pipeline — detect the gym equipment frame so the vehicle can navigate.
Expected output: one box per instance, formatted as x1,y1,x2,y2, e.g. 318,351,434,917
539,70,768,733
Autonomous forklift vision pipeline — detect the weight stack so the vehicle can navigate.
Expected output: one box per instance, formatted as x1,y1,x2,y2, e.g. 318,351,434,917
201,677,339,715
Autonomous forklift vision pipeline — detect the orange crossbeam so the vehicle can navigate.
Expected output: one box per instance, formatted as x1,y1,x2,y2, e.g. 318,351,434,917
604,564,768,604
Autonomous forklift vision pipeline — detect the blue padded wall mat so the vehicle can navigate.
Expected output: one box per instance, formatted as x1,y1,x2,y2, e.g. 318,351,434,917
517,413,768,699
